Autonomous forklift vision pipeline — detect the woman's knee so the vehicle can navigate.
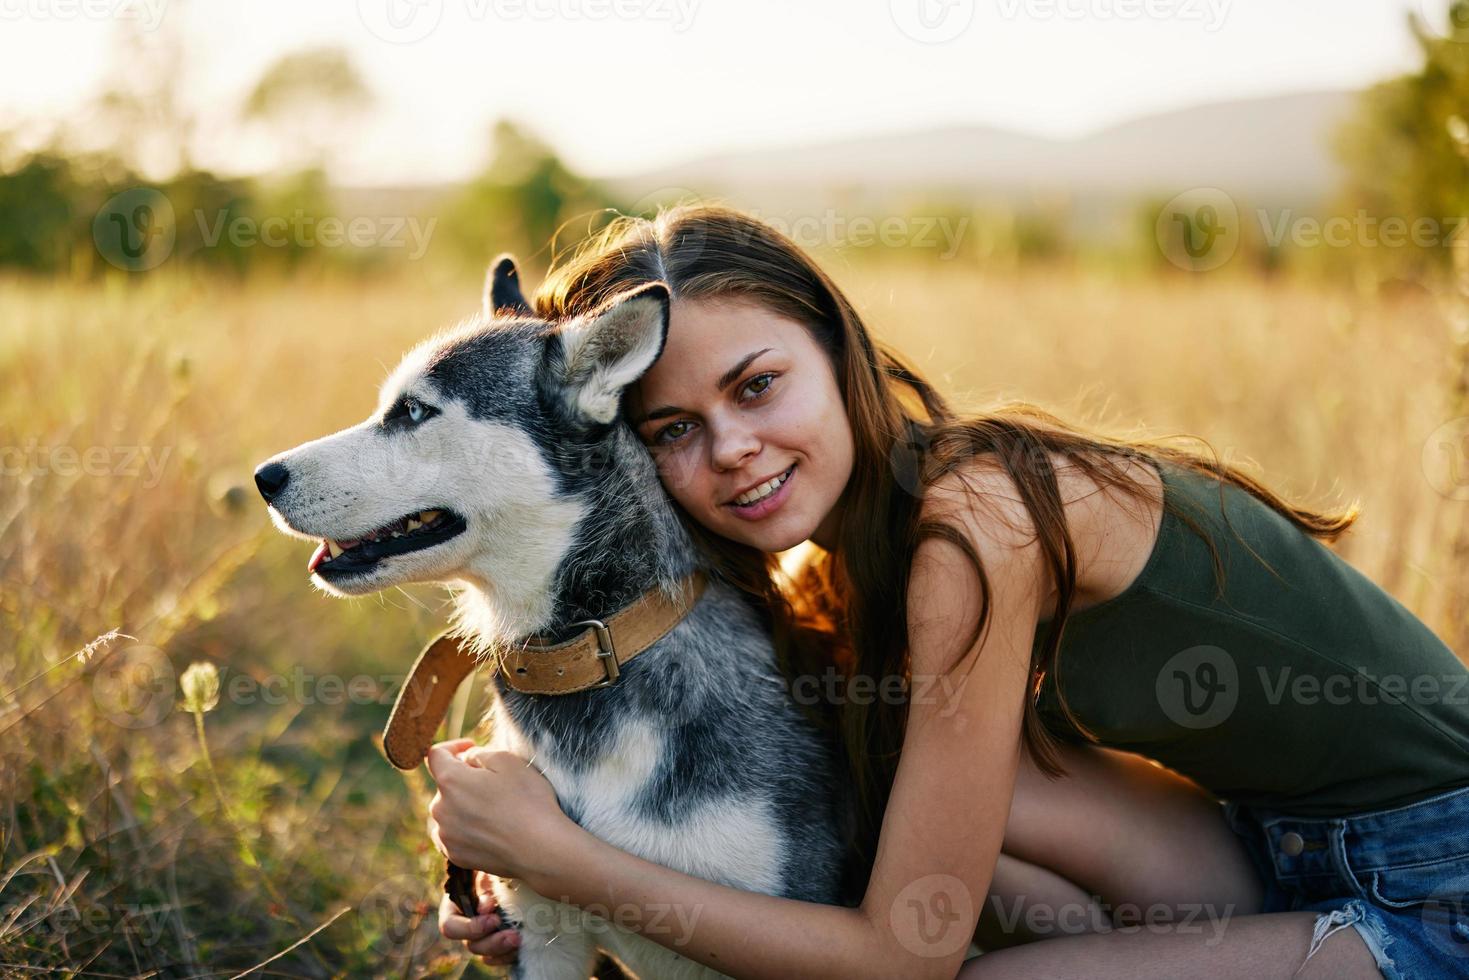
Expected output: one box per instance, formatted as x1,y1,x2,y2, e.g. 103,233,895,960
976,851,1107,951
1004,741,1264,917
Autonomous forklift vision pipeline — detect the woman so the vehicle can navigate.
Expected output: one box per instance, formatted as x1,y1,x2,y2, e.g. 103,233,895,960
425,204,1469,978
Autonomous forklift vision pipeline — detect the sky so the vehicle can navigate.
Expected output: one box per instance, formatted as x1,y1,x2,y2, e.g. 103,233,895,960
0,0,1441,185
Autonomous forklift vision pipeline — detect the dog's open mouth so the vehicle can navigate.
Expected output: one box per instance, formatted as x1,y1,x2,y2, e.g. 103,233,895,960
309,508,467,577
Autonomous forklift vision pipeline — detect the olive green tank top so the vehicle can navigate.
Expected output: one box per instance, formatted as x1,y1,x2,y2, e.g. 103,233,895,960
1033,457,1469,817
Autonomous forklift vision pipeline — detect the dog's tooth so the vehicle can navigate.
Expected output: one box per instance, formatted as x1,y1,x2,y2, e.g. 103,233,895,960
405,518,423,532
327,540,343,558
420,510,440,523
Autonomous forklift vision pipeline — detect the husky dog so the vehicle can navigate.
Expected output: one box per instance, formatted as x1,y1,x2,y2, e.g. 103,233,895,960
254,258,849,979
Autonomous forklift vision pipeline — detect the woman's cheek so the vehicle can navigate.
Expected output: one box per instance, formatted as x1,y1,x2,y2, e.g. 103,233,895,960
771,397,826,451
653,446,706,507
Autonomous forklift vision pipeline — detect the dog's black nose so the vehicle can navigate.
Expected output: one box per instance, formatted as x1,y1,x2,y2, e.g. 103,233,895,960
254,462,290,502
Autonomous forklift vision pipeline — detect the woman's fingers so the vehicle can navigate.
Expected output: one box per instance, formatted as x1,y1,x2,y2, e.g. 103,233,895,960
467,926,522,958
439,890,521,962
438,891,502,941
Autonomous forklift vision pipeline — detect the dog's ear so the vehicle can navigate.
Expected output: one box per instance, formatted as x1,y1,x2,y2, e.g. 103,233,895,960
484,254,532,318
553,282,670,425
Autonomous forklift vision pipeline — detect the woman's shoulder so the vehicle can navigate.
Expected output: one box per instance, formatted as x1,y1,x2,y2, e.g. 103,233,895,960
919,449,1165,615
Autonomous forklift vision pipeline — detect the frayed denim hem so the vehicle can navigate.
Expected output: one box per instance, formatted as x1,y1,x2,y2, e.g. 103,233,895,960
1292,900,1397,979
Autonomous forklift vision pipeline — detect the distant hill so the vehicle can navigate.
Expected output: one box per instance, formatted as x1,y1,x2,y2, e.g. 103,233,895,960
610,90,1359,207
331,90,1363,230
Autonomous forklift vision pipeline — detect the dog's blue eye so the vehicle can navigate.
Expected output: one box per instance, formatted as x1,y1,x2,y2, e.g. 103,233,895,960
388,397,436,427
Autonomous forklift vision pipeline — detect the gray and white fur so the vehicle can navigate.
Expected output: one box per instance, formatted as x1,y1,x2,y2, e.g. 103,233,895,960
255,258,850,979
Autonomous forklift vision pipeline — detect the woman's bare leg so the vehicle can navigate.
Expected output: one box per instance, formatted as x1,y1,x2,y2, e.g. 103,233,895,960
974,851,1107,949
967,741,1381,976
1002,741,1263,921
960,910,1383,979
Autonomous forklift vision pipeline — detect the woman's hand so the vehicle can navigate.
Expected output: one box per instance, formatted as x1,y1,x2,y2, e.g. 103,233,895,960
424,738,570,880
437,870,523,968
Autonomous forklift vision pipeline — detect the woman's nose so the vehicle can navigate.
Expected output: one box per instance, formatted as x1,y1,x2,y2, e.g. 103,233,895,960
708,418,760,471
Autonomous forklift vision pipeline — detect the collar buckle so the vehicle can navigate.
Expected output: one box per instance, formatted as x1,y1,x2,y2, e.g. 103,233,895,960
569,618,619,688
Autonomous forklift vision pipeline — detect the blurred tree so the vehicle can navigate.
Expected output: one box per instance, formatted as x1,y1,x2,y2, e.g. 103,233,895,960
162,169,256,275
444,119,617,267
241,47,373,173
1337,1,1469,641
1335,1,1469,279
0,154,77,270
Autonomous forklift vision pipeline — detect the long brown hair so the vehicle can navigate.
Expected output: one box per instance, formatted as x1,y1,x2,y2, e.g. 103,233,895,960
533,203,1361,902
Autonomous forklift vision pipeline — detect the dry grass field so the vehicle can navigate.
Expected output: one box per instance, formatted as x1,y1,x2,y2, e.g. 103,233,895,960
3,257,1465,975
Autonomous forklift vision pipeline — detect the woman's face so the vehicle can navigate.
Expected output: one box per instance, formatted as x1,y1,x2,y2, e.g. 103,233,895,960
627,295,855,553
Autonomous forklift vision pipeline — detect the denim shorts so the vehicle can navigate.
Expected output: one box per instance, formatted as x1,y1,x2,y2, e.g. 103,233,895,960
1221,783,1469,979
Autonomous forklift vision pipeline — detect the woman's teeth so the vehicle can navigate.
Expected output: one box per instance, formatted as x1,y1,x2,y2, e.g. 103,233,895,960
733,467,793,506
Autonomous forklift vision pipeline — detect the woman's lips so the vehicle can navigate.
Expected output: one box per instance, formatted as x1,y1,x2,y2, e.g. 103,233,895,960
726,464,796,521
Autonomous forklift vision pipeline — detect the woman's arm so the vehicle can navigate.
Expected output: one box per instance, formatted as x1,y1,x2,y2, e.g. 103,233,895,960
520,825,886,978
508,462,1049,980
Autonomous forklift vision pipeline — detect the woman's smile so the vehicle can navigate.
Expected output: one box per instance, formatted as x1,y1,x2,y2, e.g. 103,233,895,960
725,463,797,520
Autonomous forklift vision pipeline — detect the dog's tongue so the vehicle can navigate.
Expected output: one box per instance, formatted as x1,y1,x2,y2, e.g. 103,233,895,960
308,540,330,572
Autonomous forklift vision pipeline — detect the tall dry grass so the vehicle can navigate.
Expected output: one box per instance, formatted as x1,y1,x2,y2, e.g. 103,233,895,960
1,257,1464,974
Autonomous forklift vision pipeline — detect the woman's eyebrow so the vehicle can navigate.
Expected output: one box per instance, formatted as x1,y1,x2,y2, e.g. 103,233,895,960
633,347,774,425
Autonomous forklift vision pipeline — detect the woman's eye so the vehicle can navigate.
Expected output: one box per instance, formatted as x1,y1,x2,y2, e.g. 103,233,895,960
655,420,693,445
742,373,776,399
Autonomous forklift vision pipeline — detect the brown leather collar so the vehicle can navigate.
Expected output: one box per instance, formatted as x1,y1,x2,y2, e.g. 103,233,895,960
500,570,708,696
381,570,709,771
